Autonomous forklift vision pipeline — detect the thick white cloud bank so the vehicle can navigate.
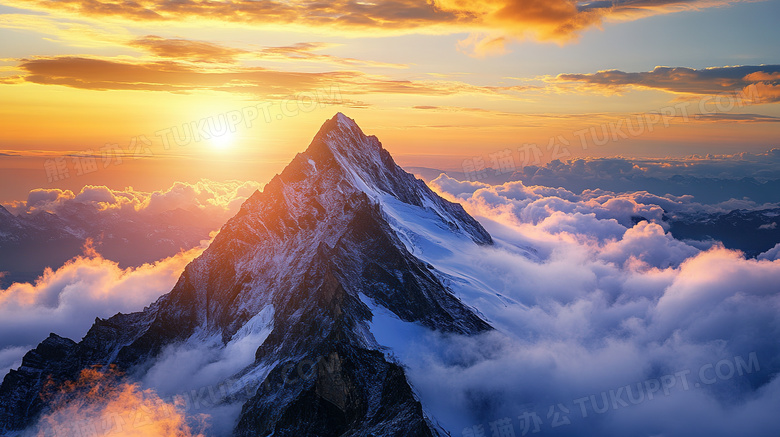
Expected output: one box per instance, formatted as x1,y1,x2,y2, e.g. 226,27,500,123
4,179,262,217
0,179,263,376
363,176,780,436
431,173,778,225
0,240,209,377
3,174,779,436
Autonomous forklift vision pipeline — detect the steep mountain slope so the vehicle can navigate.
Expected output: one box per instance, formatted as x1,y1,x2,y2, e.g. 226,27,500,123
0,113,493,436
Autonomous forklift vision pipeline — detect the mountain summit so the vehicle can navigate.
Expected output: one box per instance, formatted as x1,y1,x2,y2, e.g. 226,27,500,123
0,113,494,436
282,112,492,246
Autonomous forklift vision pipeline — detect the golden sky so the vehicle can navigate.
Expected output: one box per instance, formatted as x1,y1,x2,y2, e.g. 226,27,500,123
1,0,779,201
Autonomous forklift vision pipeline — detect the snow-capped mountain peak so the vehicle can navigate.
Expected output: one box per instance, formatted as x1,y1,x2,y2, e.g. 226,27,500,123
1,114,493,437
284,113,493,246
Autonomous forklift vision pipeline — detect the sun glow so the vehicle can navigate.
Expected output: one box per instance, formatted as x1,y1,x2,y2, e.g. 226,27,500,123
210,131,235,151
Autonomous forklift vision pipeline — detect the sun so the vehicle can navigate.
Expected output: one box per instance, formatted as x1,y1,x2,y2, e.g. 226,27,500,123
210,131,235,151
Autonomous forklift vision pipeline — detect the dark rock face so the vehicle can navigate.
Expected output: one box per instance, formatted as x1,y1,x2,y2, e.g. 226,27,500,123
0,113,492,436
0,334,78,431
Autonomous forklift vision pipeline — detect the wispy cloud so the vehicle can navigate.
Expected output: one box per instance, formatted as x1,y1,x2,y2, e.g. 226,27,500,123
692,112,780,122
3,0,761,50
555,65,780,102
129,36,409,68
130,36,248,64
7,55,530,97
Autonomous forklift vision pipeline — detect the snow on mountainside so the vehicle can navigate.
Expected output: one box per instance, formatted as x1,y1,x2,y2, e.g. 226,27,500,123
0,113,499,436
299,112,492,247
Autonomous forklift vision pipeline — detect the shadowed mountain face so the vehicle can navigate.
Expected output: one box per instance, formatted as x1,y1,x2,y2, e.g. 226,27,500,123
0,113,493,436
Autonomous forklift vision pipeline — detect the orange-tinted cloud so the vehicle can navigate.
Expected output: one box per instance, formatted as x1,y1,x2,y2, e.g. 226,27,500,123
16,55,358,94
555,64,780,103
33,367,207,437
130,36,247,64
744,71,780,81
467,0,604,42
692,112,780,123
11,55,530,97
4,0,759,48
5,0,458,29
250,42,409,68
128,36,407,68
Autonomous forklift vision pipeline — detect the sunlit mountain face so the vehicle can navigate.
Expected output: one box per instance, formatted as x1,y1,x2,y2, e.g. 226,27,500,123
1,1,780,436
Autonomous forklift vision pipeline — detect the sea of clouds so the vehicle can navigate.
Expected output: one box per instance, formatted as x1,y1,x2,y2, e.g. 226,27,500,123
4,179,262,217
2,173,779,436
375,175,780,436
